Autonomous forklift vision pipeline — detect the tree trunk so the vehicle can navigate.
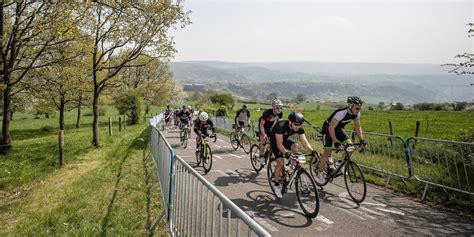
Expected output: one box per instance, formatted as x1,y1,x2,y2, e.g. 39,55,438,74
10,111,13,120
1,83,12,154
92,88,100,147
59,98,65,130
59,130,64,166
75,93,82,128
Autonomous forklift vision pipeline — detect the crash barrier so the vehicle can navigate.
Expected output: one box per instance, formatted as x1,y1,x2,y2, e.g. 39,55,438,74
149,114,271,236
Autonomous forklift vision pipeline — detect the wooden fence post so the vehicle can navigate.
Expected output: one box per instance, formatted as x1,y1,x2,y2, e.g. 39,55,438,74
109,117,112,136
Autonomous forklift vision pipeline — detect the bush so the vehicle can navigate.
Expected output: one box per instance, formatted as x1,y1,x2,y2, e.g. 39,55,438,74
83,107,106,116
391,102,405,110
39,125,54,132
115,90,144,125
215,106,228,117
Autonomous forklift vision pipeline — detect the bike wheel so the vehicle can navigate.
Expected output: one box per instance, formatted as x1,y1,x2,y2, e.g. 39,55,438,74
249,144,264,172
344,161,367,203
182,130,188,149
267,158,279,197
295,169,320,218
309,155,329,186
241,134,252,154
196,144,202,166
203,144,213,173
230,132,239,151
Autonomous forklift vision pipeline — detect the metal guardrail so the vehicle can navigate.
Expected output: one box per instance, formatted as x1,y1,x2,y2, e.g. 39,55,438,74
406,137,474,200
149,114,271,237
210,116,474,200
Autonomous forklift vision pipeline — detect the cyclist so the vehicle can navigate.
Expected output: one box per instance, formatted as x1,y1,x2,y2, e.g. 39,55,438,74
194,112,216,157
188,105,195,124
164,105,172,127
319,96,367,179
178,105,192,131
234,104,250,132
270,111,319,198
257,99,284,164
174,109,180,126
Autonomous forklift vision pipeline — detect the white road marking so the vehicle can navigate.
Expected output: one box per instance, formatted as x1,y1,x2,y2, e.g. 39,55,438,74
245,210,279,232
338,192,376,220
214,155,223,160
226,153,242,159
214,144,222,148
218,139,226,142
316,215,334,225
225,169,237,175
376,208,405,216
362,202,387,207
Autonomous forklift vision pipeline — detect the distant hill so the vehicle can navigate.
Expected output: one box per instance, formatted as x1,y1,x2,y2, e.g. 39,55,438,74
170,61,473,104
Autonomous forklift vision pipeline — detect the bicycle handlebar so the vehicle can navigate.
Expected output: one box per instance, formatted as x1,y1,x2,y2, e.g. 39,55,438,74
200,133,217,143
334,143,366,153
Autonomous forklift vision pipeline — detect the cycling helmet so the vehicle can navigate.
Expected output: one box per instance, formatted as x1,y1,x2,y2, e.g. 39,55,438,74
243,104,247,109
272,99,283,107
182,105,186,109
288,111,304,125
347,96,364,105
199,112,209,121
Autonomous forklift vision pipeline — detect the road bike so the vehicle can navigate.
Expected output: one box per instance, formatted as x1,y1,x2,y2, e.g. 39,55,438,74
267,153,320,218
309,144,367,203
196,134,217,174
249,135,272,172
179,123,191,148
230,124,252,154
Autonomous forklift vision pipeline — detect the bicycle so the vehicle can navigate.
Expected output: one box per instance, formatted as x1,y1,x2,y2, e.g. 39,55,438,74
162,114,172,131
249,134,272,172
230,124,252,154
309,144,367,203
179,123,191,148
196,134,217,173
267,152,320,218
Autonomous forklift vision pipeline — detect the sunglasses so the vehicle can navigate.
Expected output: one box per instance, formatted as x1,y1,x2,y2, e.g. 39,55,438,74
292,122,302,126
354,107,361,111
273,106,282,109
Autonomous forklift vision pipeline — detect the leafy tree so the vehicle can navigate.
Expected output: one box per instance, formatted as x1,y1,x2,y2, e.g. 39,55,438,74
442,23,473,77
294,93,307,103
115,90,144,125
266,92,278,101
82,2,189,147
1,2,82,152
210,93,234,110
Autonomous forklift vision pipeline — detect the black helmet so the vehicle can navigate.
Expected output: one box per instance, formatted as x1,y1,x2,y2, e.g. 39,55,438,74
288,111,304,125
243,104,247,109
347,96,364,105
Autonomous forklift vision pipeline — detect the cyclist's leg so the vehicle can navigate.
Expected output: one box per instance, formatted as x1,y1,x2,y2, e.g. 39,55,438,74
320,132,334,169
259,135,266,157
195,133,202,154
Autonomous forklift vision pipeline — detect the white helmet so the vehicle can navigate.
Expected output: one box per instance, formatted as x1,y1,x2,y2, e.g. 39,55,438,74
199,112,209,121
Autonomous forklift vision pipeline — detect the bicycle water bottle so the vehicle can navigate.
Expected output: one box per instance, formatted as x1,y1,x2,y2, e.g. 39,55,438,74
286,164,295,175
328,156,334,167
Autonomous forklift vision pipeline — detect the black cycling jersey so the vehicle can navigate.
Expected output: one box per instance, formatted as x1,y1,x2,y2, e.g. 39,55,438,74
270,120,304,158
259,109,283,134
322,107,360,133
193,119,215,135
178,110,191,122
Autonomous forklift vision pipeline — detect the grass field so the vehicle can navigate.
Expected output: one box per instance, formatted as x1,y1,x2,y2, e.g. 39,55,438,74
239,102,473,141
0,105,167,235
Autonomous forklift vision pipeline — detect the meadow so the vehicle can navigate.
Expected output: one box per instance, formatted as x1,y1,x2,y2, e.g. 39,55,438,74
0,106,167,235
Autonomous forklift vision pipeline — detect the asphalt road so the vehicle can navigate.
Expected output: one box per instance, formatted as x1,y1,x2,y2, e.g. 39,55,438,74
163,127,474,236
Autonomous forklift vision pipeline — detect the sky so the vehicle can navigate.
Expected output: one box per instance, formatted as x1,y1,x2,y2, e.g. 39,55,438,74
170,0,473,64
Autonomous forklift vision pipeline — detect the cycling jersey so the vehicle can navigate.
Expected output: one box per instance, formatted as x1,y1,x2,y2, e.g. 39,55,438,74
321,107,360,133
193,119,215,135
235,108,250,122
259,109,283,135
270,120,305,158
178,110,191,123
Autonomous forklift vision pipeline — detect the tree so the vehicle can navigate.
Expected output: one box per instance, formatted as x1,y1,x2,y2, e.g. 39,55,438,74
1,2,82,153
210,93,234,110
82,2,189,147
442,23,474,77
115,90,143,125
266,92,278,101
294,93,307,103
390,102,405,110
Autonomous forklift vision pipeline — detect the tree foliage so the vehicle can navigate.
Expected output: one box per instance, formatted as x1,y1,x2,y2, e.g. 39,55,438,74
442,23,474,76
114,90,143,125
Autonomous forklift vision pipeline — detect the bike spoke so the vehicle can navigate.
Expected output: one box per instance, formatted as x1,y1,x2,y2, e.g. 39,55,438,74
296,170,319,218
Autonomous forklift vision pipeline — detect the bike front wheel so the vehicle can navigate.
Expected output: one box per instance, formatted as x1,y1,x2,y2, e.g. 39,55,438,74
229,132,239,151
344,161,366,203
309,155,329,186
203,144,213,173
182,130,188,149
295,169,320,218
249,144,264,172
241,134,252,154
195,144,202,166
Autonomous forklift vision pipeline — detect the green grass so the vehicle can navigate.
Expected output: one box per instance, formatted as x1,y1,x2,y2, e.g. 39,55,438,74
0,105,167,235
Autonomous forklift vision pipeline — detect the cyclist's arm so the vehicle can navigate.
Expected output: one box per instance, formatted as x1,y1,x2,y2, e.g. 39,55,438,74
275,134,287,156
299,133,314,151
193,121,201,134
354,119,364,141
259,118,266,136
328,119,340,144
209,120,216,134
234,111,239,127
